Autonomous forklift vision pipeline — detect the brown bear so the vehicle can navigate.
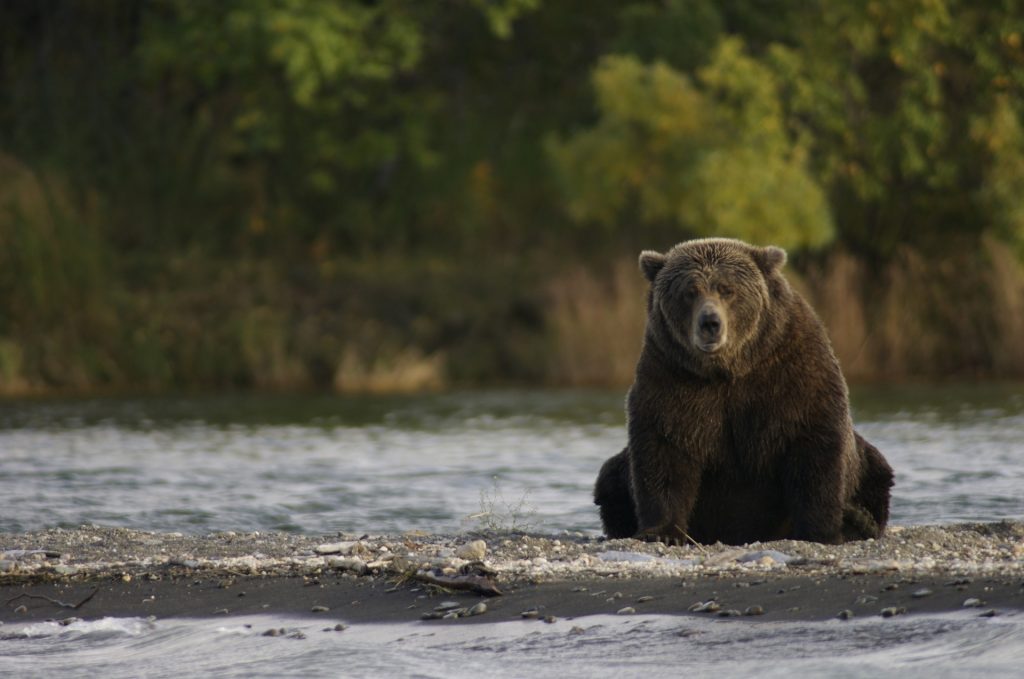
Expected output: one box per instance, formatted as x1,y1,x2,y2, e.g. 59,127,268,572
593,238,893,545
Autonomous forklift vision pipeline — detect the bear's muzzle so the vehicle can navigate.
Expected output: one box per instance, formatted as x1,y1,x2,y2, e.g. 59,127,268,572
693,301,727,353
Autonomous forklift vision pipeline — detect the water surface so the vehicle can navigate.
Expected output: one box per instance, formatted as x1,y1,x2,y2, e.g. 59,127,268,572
1,385,1022,535
2,611,1023,678
2,385,1023,678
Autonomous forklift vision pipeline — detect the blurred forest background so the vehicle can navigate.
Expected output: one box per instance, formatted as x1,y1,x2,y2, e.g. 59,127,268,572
3,0,1024,395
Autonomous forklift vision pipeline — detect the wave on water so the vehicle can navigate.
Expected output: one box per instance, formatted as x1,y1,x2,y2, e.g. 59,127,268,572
1,611,1022,679
2,388,1023,535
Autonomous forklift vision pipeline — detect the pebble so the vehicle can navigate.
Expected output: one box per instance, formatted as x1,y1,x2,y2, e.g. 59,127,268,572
468,602,487,616
688,601,720,613
14,605,28,614
263,628,284,637
455,540,487,561
58,617,81,626
837,609,854,620
963,598,986,608
421,611,445,620
979,609,1000,618
569,626,586,635
521,608,540,619
435,601,463,612
636,595,654,603
881,607,906,618
718,609,742,617
327,557,367,575
911,588,933,598
315,541,361,555
616,607,636,615
736,550,797,564
855,595,878,605
544,615,558,623
743,605,764,616
311,605,330,613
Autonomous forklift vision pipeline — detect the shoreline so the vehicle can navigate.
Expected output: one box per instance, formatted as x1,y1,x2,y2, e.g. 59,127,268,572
3,522,1023,625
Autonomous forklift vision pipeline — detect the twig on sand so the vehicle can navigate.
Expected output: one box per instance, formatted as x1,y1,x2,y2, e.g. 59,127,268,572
415,562,503,597
5,586,99,610
675,526,708,554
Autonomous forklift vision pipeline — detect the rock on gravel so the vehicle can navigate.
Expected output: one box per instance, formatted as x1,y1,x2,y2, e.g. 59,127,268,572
455,540,487,560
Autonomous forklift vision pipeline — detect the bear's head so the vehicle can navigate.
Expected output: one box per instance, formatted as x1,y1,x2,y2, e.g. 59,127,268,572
639,238,790,376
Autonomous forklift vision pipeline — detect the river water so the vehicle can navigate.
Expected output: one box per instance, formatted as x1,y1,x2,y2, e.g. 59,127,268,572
1,385,1023,676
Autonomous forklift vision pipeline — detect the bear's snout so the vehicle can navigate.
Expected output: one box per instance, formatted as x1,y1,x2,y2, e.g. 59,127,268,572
693,302,727,352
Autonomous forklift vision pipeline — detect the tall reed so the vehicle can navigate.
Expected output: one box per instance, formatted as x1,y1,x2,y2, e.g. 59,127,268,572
547,259,646,386
547,240,1024,386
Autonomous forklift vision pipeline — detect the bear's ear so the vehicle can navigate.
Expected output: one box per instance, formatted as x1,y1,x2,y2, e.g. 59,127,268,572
752,246,787,274
639,250,667,282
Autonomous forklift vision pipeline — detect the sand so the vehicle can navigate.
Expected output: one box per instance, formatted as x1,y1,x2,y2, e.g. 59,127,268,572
2,522,1023,624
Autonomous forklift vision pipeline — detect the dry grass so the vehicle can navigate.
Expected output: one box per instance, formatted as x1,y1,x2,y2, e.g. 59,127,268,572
237,307,308,389
547,241,1024,386
334,345,446,394
547,258,646,386
799,251,871,378
984,236,1024,375
805,240,1024,381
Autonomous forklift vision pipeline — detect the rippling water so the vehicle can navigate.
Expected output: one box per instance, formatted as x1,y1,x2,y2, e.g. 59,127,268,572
2,611,1023,678
1,385,1023,535
2,385,1023,677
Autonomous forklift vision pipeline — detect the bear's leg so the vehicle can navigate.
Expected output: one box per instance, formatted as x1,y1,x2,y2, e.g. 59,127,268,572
784,433,848,543
593,447,638,539
847,431,894,537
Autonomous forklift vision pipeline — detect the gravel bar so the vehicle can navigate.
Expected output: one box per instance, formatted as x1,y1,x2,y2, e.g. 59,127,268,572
2,522,1022,624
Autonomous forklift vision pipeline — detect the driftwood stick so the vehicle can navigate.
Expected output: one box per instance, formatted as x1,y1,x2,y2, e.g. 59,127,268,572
5,586,99,610
414,569,502,597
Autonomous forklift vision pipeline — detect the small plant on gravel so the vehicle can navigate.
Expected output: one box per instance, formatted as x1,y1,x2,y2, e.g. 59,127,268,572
464,476,537,534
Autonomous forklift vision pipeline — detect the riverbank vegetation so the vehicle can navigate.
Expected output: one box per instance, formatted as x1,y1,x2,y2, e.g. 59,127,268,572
3,1,1024,394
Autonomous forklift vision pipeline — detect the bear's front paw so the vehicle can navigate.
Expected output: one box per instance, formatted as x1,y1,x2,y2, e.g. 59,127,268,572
635,525,691,547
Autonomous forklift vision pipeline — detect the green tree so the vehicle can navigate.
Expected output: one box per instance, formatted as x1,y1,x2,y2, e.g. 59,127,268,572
770,0,1024,260
549,39,833,250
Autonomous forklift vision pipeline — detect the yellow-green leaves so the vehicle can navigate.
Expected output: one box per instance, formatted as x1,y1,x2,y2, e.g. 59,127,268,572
469,0,540,39
975,96,1024,253
685,147,833,248
550,40,833,249
259,0,422,108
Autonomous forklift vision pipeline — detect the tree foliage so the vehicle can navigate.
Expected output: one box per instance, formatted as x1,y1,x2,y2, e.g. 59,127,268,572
550,40,833,249
4,0,1024,389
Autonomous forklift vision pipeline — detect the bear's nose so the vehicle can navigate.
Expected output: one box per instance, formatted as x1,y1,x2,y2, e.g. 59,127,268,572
698,310,721,337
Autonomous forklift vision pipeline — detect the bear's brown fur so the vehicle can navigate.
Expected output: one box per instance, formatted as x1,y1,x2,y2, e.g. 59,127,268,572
593,238,893,545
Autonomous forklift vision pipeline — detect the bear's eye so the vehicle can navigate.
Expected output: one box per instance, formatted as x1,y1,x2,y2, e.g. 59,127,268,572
717,284,734,298
681,283,698,301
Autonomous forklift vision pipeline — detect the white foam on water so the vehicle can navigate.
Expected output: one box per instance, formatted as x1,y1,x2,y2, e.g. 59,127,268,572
1,611,1022,679
0,388,1022,535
